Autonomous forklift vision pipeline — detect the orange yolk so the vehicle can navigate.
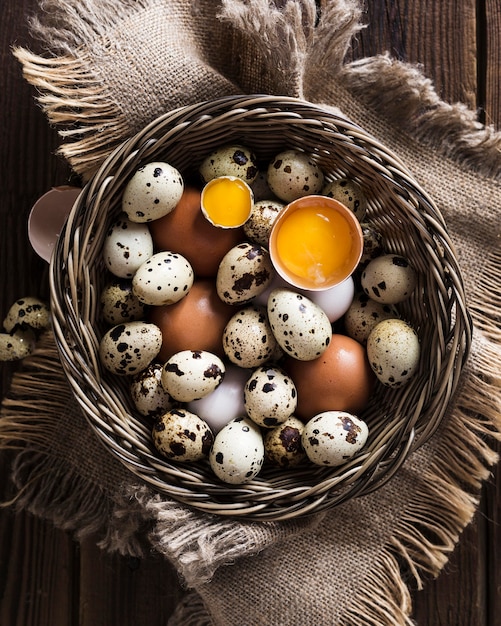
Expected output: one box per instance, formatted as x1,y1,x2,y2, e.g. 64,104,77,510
202,177,253,228
275,205,355,286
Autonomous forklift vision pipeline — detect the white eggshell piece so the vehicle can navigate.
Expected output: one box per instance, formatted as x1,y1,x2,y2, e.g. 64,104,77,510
152,408,214,462
267,150,324,203
103,217,153,279
122,161,184,223
361,254,417,304
210,417,264,484
130,362,175,418
99,321,162,375
302,411,369,467
188,365,249,433
216,242,274,305
222,305,279,368
244,365,297,428
366,318,420,387
264,416,306,468
161,350,225,403
267,288,332,361
243,199,284,247
199,145,259,184
297,276,355,323
3,297,51,332
322,178,368,222
344,292,399,345
100,280,147,325
132,251,194,306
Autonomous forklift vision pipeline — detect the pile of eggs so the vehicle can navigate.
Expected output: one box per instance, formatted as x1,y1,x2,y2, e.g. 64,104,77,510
98,145,421,485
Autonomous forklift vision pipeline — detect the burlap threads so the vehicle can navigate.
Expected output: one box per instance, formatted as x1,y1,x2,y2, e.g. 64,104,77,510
2,1,501,625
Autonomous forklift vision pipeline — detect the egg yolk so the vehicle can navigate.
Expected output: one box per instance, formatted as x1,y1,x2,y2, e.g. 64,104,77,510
275,205,354,286
202,177,252,228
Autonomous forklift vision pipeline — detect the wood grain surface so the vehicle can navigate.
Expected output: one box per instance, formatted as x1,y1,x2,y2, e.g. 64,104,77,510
1,1,499,624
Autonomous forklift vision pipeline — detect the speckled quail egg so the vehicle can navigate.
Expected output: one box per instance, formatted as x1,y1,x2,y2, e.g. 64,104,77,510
222,305,279,368
264,416,306,468
302,410,369,467
322,178,368,222
188,364,249,433
244,365,297,428
132,251,194,306
161,350,225,402
366,318,420,387
344,292,399,345
0,328,37,361
267,150,324,202
209,416,264,484
103,217,153,279
267,288,332,361
199,145,259,184
243,199,285,246
250,170,276,202
152,408,214,462
216,242,274,305
361,254,417,304
100,280,147,325
3,297,51,332
297,276,355,323
122,161,184,223
130,362,176,418
99,321,162,375
359,223,384,270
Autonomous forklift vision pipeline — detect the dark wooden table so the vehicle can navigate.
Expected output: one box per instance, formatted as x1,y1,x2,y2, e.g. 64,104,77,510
1,1,499,624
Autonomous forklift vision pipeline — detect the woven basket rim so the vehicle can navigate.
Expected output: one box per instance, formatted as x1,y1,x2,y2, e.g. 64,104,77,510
49,94,472,521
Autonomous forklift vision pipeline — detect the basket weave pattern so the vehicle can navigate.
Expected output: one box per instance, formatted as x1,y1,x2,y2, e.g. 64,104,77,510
49,95,472,520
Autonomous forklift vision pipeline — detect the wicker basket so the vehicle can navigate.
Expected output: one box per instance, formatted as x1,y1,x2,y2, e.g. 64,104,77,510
49,95,472,521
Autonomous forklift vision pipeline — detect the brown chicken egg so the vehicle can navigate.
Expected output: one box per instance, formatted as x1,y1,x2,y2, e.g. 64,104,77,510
148,279,237,361
283,334,376,421
148,186,244,277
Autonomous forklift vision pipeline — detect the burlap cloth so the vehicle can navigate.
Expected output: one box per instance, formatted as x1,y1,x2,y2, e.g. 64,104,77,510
2,1,500,624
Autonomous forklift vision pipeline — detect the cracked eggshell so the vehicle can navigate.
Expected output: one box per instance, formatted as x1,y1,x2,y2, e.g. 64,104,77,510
100,280,147,324
99,321,162,376
361,254,417,304
267,288,332,361
122,161,184,223
264,416,306,468
267,150,324,203
302,410,369,467
209,416,264,484
161,350,225,402
130,362,176,418
244,365,297,428
103,217,153,279
344,292,399,345
3,297,51,332
199,145,259,184
366,318,420,387
132,250,194,306
222,305,279,368
216,242,274,305
243,199,284,246
152,408,214,462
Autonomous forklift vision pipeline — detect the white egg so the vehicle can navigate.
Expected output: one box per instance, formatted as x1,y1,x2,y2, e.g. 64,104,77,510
216,242,274,305
210,417,264,484
244,365,297,428
302,411,369,466
267,288,332,361
99,321,162,375
122,161,184,223
366,318,420,387
161,350,225,402
152,408,214,462
297,276,355,323
188,365,249,433
103,217,153,279
361,254,417,304
132,251,194,306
